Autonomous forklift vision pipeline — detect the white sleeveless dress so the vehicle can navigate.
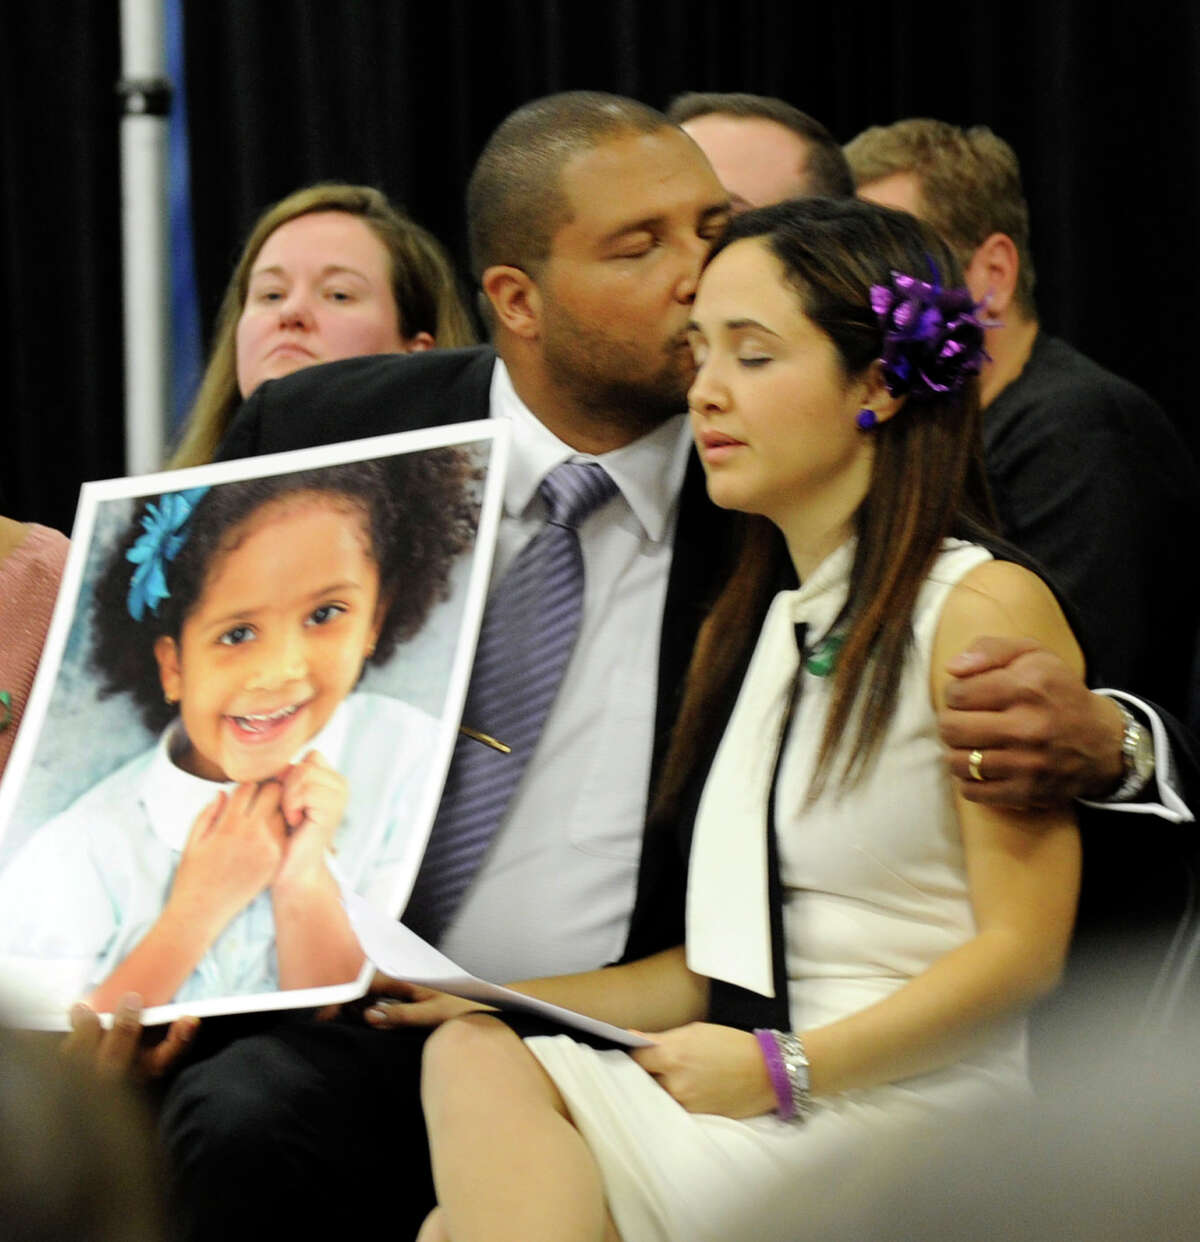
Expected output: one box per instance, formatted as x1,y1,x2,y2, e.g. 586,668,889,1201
526,540,1031,1242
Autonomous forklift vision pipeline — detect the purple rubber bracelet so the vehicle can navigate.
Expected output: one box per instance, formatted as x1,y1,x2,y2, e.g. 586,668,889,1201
754,1028,794,1120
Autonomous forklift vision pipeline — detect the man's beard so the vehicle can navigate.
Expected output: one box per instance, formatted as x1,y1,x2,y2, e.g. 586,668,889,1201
541,306,695,438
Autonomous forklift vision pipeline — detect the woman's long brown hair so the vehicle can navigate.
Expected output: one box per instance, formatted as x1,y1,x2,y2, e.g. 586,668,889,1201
654,198,997,822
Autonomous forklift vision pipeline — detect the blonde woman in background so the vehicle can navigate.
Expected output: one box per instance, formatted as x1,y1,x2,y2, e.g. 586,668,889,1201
169,183,476,468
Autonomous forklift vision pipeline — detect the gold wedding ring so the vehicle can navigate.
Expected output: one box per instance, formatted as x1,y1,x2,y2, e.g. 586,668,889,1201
967,748,985,782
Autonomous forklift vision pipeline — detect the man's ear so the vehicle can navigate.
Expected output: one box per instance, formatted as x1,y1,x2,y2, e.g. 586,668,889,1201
855,361,905,429
154,635,182,705
965,232,1019,317
402,331,436,353
480,265,542,340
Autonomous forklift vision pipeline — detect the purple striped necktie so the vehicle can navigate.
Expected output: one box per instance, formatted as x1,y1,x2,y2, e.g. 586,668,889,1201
403,460,619,943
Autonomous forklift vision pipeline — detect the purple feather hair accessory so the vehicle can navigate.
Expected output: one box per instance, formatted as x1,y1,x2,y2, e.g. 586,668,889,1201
869,262,992,399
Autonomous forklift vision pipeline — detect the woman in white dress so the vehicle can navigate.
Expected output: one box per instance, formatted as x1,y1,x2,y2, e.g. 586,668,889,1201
409,198,1083,1242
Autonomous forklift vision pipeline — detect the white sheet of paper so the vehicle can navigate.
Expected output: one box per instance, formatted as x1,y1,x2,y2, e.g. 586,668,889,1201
344,889,652,1048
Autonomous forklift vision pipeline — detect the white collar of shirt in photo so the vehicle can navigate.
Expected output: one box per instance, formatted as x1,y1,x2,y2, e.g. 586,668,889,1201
686,539,855,997
488,357,691,546
141,701,352,853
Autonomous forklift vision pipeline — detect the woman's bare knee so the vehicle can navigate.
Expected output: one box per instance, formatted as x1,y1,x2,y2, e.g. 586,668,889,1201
422,1016,567,1120
422,1013,520,1085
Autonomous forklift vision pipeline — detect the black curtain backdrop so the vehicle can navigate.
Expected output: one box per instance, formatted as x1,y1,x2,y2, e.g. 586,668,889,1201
4,1,1199,534
3,2,124,531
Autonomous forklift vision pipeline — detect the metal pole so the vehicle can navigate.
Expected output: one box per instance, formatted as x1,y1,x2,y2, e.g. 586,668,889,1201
118,0,170,475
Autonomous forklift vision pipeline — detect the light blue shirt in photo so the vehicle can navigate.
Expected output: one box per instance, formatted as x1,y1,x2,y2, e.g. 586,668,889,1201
0,692,436,1012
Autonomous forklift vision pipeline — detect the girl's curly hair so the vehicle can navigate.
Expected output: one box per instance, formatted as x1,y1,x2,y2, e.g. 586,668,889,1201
91,450,479,734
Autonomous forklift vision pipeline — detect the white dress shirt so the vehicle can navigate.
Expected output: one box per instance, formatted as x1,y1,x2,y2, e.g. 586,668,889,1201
438,360,694,980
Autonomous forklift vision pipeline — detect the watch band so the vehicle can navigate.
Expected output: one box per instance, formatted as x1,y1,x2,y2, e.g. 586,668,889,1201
1112,702,1155,801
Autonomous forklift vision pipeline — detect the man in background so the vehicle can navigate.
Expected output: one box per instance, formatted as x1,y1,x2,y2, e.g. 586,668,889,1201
668,91,853,209
846,118,1200,724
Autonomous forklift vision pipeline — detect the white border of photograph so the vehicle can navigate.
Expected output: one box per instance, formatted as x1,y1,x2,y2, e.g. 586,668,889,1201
0,420,509,1029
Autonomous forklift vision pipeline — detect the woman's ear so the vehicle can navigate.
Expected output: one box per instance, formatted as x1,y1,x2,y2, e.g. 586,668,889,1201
154,635,182,704
480,265,542,340
855,360,905,428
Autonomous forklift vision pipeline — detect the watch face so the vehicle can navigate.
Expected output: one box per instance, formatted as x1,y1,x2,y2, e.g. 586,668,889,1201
1133,723,1155,774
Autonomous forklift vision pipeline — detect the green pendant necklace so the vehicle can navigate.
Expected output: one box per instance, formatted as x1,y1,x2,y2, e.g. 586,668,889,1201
804,632,844,678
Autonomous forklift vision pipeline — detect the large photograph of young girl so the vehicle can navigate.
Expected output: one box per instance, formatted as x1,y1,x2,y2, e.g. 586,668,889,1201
0,423,506,1029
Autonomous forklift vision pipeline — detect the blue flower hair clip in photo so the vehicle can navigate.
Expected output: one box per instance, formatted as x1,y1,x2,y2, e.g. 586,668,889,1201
125,486,210,621
869,262,992,403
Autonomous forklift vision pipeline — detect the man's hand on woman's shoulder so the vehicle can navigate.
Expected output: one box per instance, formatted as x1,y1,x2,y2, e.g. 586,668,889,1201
939,636,1125,807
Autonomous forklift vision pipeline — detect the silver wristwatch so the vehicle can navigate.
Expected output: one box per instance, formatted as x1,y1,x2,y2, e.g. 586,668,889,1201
1111,703,1155,802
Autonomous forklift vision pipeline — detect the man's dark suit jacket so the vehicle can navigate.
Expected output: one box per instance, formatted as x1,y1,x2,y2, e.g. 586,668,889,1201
219,345,737,961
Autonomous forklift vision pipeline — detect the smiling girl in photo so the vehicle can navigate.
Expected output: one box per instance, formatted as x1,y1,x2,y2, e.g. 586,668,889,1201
0,453,475,1014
